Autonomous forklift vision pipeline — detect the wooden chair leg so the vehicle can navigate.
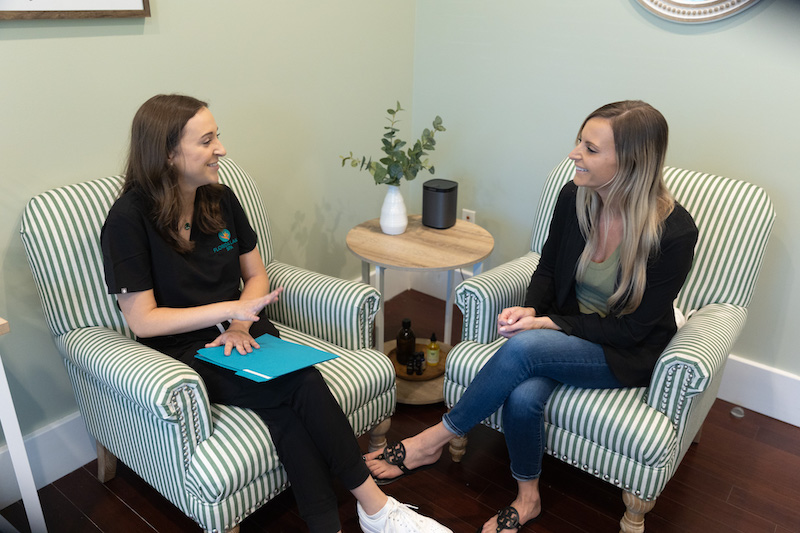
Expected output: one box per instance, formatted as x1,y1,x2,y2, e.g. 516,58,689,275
448,435,468,463
368,418,392,452
96,441,118,483
619,491,656,533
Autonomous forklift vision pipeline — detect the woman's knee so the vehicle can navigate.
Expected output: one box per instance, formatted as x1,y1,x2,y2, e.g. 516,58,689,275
505,377,556,419
494,330,555,370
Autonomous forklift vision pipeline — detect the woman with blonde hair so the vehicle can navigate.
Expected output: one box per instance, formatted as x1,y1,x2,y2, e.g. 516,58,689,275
366,100,698,532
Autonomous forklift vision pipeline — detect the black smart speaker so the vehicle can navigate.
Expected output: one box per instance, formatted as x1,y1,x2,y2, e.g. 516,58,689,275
422,179,458,229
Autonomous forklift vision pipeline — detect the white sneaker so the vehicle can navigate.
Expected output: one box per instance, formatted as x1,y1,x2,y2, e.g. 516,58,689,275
357,496,452,533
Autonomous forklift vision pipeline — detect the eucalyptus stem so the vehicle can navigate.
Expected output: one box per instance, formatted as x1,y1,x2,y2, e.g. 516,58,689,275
341,102,446,186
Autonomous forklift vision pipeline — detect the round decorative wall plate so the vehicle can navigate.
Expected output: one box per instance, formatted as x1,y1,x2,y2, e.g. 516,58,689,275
635,0,761,23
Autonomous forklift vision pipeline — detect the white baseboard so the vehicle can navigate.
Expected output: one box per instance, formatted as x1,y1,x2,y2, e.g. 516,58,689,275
0,411,95,509
717,354,800,427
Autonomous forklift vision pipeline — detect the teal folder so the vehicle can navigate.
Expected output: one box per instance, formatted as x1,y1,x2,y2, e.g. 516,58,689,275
195,333,338,382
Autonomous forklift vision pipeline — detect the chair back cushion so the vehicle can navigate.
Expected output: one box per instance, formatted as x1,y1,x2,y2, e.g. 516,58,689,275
21,175,129,338
20,158,273,338
216,159,275,265
529,158,775,312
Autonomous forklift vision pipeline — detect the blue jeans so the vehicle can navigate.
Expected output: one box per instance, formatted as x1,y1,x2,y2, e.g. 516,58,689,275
442,329,624,481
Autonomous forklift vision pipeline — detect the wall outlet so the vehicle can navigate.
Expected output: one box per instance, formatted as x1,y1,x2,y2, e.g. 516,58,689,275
461,208,476,224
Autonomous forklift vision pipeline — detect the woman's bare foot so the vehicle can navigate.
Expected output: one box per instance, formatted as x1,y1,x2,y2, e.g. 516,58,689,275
479,500,541,532
364,423,453,482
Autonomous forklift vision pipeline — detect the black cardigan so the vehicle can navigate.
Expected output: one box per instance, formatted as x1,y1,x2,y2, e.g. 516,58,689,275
524,181,698,387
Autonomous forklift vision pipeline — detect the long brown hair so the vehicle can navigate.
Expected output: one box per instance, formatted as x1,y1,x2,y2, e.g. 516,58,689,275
575,100,674,315
123,94,225,253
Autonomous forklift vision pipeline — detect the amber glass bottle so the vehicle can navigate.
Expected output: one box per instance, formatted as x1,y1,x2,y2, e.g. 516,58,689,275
396,318,416,365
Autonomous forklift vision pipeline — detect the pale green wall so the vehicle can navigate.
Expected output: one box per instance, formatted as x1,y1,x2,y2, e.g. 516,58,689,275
2,0,799,449
411,0,800,374
0,1,416,441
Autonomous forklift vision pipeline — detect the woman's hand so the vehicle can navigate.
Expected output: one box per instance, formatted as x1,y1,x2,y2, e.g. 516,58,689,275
227,287,284,322
497,306,536,338
207,287,284,355
497,306,560,338
206,326,260,356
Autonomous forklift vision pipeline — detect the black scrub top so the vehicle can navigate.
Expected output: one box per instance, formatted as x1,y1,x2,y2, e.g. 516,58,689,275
100,185,261,351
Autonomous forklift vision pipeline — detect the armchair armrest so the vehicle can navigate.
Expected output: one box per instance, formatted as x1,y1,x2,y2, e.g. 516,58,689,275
646,303,748,427
266,261,381,350
456,252,540,343
55,327,213,442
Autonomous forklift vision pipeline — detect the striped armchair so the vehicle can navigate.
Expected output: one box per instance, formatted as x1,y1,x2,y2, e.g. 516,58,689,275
19,158,396,533
445,158,775,533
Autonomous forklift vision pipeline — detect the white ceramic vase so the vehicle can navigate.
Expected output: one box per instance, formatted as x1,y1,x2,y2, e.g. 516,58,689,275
379,184,408,235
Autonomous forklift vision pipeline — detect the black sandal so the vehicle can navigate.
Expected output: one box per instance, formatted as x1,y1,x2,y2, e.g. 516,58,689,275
488,506,520,532
371,442,433,486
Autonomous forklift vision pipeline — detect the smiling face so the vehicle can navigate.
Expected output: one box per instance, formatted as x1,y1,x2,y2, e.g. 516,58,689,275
569,117,618,194
169,107,226,191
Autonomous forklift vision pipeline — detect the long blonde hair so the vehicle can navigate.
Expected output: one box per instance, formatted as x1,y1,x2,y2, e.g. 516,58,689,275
575,101,674,316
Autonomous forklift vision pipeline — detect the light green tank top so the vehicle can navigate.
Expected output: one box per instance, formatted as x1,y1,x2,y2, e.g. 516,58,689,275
576,246,620,318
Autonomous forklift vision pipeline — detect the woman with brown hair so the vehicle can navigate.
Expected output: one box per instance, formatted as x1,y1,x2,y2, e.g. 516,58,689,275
101,94,450,533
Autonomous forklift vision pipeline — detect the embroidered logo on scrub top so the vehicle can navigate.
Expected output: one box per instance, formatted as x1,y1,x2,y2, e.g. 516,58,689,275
213,228,238,253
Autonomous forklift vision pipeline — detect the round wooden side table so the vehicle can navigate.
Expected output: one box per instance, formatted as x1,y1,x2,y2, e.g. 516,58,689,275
346,214,494,352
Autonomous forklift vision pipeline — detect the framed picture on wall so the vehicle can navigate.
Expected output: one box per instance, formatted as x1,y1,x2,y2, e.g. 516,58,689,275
0,0,150,19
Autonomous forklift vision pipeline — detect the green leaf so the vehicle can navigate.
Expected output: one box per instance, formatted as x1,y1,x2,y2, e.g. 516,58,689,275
388,163,403,179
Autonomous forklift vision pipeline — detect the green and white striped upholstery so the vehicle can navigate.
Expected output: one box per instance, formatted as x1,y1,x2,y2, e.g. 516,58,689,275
446,157,775,528
20,158,395,533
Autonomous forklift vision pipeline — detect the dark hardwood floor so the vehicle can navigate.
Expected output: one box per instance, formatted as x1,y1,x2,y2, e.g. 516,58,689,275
3,290,799,532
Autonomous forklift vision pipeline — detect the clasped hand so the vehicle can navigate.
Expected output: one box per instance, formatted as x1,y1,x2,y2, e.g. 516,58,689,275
497,306,559,338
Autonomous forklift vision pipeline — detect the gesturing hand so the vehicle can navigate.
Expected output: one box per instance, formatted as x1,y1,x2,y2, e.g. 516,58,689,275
228,287,284,322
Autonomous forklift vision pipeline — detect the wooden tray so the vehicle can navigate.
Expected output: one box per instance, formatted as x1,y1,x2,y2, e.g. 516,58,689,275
383,340,449,382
